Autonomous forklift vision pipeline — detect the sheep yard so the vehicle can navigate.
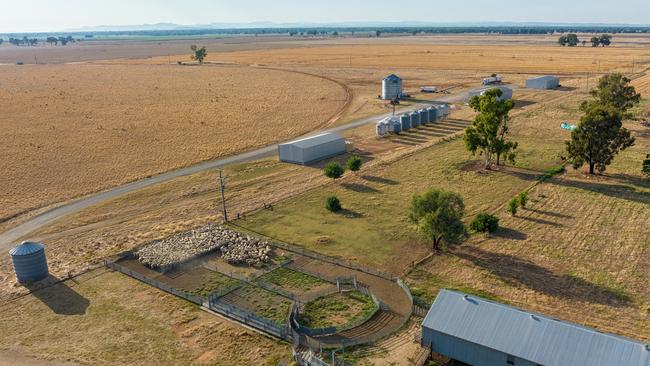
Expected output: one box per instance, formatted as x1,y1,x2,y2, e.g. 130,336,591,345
2,33,650,365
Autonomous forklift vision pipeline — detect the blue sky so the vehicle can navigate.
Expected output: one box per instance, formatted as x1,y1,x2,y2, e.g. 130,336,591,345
2,0,649,32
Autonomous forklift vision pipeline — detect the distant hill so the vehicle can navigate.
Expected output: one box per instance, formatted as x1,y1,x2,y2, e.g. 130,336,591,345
65,21,650,33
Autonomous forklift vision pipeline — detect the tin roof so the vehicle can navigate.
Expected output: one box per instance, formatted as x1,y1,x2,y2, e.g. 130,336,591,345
9,241,45,256
423,290,650,366
280,133,344,149
527,75,559,82
384,74,401,81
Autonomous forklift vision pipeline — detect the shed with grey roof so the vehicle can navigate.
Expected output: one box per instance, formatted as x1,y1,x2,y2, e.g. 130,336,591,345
278,133,346,165
422,290,650,366
526,75,560,90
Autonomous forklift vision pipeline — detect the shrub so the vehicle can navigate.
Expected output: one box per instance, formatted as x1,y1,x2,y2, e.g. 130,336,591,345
325,196,342,212
507,198,519,216
517,191,529,208
323,162,344,180
346,155,363,172
470,213,500,233
642,154,650,176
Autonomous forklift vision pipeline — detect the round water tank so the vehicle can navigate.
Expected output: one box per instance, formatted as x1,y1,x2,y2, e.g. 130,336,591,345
9,241,49,283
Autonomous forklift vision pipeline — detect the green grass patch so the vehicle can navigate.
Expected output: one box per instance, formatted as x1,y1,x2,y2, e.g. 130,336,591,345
299,291,377,329
235,285,293,325
257,267,327,292
189,271,241,297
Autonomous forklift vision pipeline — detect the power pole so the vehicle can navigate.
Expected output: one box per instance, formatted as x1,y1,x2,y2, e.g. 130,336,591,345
218,170,228,222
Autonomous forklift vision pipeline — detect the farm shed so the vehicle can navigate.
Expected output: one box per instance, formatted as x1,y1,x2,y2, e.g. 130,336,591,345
422,290,650,366
278,133,346,165
526,75,559,89
382,74,403,100
467,85,513,101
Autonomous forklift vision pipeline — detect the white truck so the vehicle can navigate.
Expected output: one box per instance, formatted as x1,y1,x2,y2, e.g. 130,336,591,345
482,74,502,85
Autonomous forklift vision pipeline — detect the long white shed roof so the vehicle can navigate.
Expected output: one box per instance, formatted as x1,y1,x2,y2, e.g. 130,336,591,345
280,133,343,149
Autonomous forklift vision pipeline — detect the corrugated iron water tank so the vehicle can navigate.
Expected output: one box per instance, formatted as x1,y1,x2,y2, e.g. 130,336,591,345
9,241,49,283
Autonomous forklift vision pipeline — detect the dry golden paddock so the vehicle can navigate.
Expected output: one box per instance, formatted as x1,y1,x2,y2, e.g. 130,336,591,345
1,34,650,366
0,63,348,220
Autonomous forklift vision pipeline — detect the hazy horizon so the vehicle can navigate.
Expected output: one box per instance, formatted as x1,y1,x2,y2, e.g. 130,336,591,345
2,0,650,33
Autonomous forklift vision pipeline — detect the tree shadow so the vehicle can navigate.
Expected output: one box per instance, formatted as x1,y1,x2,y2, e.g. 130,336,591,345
27,276,90,315
606,173,650,190
497,167,546,182
551,177,650,206
514,100,537,108
518,215,564,228
453,246,631,307
361,175,399,185
528,208,573,219
492,227,528,241
337,208,363,219
340,182,380,193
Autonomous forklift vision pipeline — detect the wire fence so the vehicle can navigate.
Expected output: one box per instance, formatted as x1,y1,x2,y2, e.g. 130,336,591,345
106,261,205,306
208,294,292,340
245,231,396,281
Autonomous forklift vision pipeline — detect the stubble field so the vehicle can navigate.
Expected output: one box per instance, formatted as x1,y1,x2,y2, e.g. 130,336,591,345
0,63,348,221
2,34,650,365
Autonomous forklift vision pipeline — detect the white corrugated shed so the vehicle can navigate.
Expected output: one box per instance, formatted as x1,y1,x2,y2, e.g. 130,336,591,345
526,75,560,89
467,85,513,101
278,133,346,165
422,290,650,366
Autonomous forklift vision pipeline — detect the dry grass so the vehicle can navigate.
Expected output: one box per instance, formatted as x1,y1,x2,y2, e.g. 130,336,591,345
0,63,347,220
214,44,650,74
0,269,290,366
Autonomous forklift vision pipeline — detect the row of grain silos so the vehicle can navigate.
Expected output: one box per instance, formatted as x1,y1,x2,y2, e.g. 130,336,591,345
377,104,450,137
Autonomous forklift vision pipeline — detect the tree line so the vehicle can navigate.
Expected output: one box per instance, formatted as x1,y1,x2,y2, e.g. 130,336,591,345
1,35,77,46
5,25,648,40
558,33,612,47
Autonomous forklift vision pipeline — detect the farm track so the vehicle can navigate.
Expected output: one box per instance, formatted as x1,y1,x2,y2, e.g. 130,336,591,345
0,84,456,250
284,253,412,347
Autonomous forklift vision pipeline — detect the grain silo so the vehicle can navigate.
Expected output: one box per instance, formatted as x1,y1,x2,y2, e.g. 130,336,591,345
526,75,559,89
420,109,431,124
427,107,437,123
382,74,403,100
435,105,448,119
376,121,388,137
400,114,412,130
9,241,49,283
436,105,445,121
417,109,429,125
389,118,402,134
410,111,421,127
278,133,346,165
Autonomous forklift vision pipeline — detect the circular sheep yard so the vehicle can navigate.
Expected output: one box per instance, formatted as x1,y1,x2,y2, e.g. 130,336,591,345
297,291,379,332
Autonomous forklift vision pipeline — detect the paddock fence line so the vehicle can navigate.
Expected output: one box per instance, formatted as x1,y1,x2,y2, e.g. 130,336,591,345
231,225,396,281
202,262,300,302
208,294,292,340
105,260,205,306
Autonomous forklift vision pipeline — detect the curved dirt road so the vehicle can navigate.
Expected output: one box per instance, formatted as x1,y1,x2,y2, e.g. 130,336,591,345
0,95,461,249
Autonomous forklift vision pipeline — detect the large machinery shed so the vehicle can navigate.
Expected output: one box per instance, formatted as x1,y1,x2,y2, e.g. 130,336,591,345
278,133,346,165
